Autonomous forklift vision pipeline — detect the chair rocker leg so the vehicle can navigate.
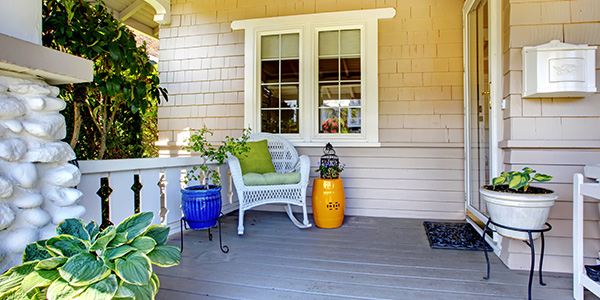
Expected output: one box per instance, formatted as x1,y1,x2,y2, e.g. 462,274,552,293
285,204,312,229
238,209,245,235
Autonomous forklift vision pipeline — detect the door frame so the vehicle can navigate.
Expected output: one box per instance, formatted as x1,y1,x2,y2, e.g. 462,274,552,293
462,0,503,250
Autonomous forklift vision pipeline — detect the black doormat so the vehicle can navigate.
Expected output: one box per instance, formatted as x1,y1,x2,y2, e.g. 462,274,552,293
423,221,492,251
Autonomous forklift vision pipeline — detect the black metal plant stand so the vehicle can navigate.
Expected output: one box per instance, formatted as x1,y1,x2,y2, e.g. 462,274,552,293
180,213,229,254
482,219,552,300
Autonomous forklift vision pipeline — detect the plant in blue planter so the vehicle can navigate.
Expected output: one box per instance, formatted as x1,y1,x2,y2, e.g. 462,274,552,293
181,126,250,229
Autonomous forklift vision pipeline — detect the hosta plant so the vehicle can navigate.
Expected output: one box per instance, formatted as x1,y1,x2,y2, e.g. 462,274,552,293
491,167,553,193
0,212,180,300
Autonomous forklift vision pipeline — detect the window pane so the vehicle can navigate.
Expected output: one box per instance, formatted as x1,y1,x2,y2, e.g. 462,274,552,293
281,33,299,58
340,83,361,102
319,31,338,56
261,110,279,133
318,58,338,81
347,108,361,133
261,35,279,59
319,108,344,133
341,30,360,55
261,85,279,108
281,59,299,82
281,85,299,108
281,109,299,133
261,60,279,83
340,58,360,80
319,83,338,106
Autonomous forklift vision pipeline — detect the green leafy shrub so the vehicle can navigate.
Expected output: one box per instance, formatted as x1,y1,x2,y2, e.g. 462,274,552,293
0,212,180,300
491,167,553,192
183,126,251,188
43,0,167,159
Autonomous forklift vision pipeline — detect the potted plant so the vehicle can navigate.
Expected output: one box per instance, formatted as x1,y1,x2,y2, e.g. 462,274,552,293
480,167,557,240
312,143,346,228
181,126,250,229
0,212,180,300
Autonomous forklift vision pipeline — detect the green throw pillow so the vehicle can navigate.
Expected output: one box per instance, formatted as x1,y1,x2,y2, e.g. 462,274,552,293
234,140,276,175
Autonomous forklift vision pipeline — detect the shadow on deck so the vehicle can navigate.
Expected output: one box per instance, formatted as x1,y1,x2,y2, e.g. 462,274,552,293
156,211,582,300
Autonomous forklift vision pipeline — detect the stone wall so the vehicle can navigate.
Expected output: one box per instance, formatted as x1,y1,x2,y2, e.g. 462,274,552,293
0,74,85,273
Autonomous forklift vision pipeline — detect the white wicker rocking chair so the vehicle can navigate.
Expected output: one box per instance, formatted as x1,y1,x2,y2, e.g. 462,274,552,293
227,133,312,235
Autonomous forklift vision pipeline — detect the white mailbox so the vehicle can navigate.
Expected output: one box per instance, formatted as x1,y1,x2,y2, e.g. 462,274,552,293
522,40,597,98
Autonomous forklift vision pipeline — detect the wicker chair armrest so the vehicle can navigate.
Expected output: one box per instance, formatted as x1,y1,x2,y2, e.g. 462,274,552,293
298,155,310,186
227,154,246,188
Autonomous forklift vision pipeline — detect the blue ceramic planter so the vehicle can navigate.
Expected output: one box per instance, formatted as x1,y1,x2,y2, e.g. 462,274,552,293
181,185,222,230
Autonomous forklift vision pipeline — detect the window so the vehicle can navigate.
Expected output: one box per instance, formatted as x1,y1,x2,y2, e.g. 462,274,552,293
318,29,361,134
261,33,300,134
232,8,395,146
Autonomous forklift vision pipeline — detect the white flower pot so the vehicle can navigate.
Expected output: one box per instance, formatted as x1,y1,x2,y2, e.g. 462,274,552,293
480,186,557,240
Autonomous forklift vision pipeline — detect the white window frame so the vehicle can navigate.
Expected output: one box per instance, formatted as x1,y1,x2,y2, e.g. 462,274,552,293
231,8,395,146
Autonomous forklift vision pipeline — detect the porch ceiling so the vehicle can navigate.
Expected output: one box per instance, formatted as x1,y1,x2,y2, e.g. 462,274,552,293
102,0,170,37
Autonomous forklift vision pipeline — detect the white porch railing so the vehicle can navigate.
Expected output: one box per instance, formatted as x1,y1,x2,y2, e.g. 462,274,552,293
77,157,238,234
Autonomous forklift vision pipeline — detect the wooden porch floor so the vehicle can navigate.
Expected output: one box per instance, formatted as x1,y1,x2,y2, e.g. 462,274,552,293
156,211,582,300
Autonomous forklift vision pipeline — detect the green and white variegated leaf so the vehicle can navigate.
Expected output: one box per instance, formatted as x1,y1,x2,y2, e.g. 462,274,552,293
59,253,111,287
522,167,535,175
26,288,46,300
46,235,88,257
141,225,170,246
130,236,156,254
46,278,85,300
35,257,68,270
533,173,553,183
115,212,154,243
508,174,527,190
146,245,181,267
0,262,36,297
22,241,52,263
107,232,129,249
150,272,159,296
491,176,506,187
70,274,118,300
57,219,90,242
102,256,116,272
114,279,135,299
119,282,154,300
114,251,152,286
104,245,135,260
86,221,100,241
90,226,116,252
20,269,60,293
0,286,28,300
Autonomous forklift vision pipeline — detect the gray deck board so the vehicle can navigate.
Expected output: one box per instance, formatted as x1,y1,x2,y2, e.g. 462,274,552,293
155,211,588,300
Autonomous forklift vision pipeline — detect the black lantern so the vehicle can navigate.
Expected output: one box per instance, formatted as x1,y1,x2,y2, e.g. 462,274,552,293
318,143,342,179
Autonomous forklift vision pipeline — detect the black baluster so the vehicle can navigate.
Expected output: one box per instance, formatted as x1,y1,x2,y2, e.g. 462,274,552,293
131,174,143,214
97,177,114,230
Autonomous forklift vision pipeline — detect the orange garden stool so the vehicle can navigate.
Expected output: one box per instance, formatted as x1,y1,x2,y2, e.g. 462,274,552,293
312,178,345,228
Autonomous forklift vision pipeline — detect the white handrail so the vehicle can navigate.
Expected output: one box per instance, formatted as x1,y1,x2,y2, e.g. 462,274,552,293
77,157,238,235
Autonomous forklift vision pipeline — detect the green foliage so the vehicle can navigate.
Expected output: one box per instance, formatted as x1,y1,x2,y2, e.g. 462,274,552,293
183,126,251,188
42,0,165,159
315,161,345,179
0,213,180,300
491,167,553,192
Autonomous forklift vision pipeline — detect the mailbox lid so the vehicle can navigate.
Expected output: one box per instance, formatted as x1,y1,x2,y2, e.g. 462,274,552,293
522,40,597,98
